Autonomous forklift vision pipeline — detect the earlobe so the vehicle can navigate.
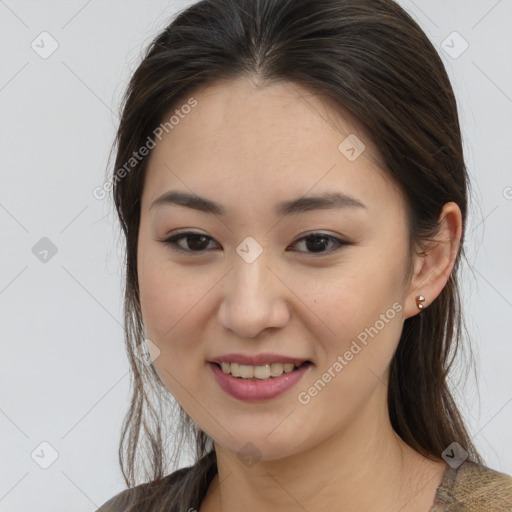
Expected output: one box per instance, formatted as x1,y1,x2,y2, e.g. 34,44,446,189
403,202,462,319
415,295,425,310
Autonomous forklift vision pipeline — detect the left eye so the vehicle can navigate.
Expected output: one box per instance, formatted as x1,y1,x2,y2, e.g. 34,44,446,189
290,233,347,254
161,231,349,255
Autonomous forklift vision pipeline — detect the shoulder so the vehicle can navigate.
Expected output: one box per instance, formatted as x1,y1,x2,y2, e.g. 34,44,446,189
94,465,195,512
95,451,217,512
95,487,132,512
435,460,512,511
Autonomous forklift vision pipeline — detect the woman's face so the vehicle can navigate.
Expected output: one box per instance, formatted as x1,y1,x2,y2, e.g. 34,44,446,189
137,77,419,460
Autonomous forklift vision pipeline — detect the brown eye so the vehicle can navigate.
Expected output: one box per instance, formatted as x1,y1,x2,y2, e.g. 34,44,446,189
161,231,350,256
162,232,218,253
288,233,350,255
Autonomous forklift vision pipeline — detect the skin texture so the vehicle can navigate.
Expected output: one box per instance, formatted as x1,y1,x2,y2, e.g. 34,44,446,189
137,76,462,512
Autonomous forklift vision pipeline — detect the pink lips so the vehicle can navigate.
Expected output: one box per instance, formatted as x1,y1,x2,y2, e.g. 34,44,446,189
208,358,312,402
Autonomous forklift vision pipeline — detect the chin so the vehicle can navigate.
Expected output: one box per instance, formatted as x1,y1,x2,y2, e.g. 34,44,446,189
212,428,311,463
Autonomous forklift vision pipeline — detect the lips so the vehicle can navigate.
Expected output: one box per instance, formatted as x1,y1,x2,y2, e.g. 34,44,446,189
209,359,312,402
209,352,310,366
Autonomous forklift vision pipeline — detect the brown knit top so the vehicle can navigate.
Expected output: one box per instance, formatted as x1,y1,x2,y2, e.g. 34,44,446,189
429,460,512,511
96,453,512,512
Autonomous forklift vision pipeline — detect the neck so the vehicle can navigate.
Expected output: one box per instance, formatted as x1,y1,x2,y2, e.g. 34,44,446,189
201,386,445,512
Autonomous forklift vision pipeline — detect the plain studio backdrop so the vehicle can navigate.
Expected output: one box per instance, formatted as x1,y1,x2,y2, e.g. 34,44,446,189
0,0,511,510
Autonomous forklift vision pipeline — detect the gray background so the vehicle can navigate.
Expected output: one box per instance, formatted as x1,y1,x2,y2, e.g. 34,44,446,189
0,0,511,509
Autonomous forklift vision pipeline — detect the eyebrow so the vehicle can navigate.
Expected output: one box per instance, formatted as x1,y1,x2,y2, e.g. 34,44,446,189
149,190,367,216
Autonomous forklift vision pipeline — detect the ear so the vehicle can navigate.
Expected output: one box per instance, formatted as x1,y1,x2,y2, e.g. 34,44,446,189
403,202,463,319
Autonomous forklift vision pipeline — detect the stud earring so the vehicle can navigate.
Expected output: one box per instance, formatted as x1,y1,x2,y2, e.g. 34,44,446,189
415,295,426,310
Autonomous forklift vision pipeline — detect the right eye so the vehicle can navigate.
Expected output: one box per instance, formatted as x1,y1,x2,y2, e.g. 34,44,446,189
160,231,220,254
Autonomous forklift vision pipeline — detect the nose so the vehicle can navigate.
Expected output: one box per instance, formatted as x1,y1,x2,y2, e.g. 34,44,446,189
217,252,291,339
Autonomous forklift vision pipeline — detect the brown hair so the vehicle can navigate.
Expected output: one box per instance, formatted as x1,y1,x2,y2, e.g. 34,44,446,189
105,0,483,509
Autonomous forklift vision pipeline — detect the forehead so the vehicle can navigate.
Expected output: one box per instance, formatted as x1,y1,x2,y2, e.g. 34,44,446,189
142,76,401,214
149,76,379,161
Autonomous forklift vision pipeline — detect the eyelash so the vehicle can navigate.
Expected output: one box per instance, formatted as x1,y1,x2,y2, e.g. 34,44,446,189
160,231,350,256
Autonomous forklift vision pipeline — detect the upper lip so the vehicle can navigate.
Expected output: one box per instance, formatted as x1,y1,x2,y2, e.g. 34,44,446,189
209,353,311,366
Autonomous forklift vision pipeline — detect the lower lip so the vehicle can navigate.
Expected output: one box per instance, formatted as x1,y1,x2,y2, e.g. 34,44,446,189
208,362,311,402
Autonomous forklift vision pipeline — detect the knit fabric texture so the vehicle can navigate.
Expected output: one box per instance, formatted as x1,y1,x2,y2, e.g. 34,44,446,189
429,460,512,511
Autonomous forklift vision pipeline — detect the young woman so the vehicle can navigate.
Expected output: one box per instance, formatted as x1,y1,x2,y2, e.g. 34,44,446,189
96,0,512,510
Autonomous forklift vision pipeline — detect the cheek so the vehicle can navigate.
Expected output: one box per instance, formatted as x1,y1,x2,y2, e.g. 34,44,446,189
138,265,181,340
293,250,406,374
297,255,403,329
138,260,209,401
137,244,207,342
295,270,404,429
137,252,219,389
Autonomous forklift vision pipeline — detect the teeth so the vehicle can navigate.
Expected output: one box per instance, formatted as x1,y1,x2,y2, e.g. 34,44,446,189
253,364,270,379
239,365,254,378
231,363,240,377
219,361,304,379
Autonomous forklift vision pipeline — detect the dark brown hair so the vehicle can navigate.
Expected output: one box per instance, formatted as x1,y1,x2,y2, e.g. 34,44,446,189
105,0,482,509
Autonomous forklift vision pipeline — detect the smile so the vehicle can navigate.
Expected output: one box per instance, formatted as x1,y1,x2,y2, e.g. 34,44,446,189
208,361,312,402
218,361,309,379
